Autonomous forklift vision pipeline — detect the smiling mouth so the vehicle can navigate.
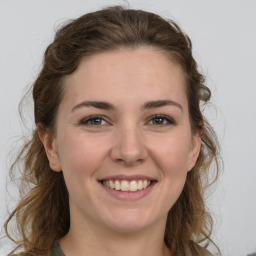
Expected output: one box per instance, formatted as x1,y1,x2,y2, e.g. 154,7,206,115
100,179,155,192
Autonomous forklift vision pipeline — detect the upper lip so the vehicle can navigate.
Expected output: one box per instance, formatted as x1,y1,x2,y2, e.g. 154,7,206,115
98,175,158,181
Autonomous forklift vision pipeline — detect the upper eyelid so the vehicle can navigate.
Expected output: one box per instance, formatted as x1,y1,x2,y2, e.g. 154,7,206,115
147,114,175,124
80,115,110,124
79,114,175,125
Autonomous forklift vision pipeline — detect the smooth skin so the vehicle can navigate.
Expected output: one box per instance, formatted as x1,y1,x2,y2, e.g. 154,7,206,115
39,47,201,256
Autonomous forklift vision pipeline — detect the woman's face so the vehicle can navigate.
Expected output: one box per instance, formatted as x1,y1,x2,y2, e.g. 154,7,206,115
42,47,201,234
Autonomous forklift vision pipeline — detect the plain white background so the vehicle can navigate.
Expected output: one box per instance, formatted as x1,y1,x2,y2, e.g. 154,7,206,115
0,0,255,255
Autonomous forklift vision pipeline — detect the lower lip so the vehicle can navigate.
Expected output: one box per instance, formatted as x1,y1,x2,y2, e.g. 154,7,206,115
99,182,156,201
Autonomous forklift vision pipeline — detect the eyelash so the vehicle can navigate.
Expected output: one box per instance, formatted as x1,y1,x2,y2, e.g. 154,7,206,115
80,115,109,126
147,114,175,126
80,114,175,127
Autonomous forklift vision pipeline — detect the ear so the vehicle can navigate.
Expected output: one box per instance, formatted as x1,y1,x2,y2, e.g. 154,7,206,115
187,130,202,172
37,124,62,172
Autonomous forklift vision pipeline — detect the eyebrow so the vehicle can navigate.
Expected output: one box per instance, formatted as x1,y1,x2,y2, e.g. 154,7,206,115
71,101,113,112
142,100,183,111
71,99,183,112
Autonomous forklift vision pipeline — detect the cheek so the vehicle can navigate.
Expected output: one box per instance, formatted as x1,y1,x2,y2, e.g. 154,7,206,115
57,133,108,177
150,133,192,172
147,135,191,214
156,136,191,203
56,133,110,205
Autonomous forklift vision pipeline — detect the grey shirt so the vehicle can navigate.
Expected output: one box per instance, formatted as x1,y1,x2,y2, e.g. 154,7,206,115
51,242,65,256
51,242,213,256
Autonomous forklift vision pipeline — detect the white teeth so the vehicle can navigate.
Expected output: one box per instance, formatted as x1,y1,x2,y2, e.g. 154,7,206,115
109,180,115,189
114,180,121,190
130,181,137,191
121,180,129,191
137,180,143,190
143,180,148,189
102,179,152,192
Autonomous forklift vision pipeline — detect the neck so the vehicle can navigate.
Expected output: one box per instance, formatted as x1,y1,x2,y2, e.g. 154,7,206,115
59,214,171,256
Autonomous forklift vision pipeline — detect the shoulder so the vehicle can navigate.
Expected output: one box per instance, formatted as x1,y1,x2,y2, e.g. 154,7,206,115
184,243,214,256
195,245,214,256
50,241,65,256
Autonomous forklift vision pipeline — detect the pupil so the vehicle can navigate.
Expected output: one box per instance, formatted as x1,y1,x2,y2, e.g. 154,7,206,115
154,118,163,124
92,118,101,125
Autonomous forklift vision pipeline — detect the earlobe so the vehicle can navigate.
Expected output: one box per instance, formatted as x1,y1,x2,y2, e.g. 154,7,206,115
188,132,201,172
37,124,62,172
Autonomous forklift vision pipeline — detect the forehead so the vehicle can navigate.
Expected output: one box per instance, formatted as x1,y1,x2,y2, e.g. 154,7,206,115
61,47,187,109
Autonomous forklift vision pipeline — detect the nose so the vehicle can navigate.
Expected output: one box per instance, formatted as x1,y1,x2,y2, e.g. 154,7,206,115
110,125,148,166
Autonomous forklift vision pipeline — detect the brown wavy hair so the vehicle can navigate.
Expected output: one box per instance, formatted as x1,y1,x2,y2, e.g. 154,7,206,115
5,5,221,256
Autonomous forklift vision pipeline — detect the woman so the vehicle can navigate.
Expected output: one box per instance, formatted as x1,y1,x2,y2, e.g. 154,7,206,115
5,5,220,256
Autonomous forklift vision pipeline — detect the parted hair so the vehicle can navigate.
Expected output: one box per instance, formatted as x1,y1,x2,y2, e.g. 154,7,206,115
5,5,220,256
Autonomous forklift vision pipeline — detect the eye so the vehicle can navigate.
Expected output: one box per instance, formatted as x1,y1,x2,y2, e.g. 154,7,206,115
148,114,175,126
80,115,109,126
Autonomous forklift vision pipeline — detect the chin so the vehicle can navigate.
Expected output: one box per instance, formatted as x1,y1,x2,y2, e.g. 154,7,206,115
100,208,162,234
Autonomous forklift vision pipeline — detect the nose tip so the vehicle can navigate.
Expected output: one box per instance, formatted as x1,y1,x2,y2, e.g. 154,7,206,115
110,128,147,165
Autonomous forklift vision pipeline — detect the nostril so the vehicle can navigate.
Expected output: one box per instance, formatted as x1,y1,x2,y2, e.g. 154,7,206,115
110,133,148,165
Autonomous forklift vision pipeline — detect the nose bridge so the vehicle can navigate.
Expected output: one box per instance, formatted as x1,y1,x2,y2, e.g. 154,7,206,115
111,121,147,165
